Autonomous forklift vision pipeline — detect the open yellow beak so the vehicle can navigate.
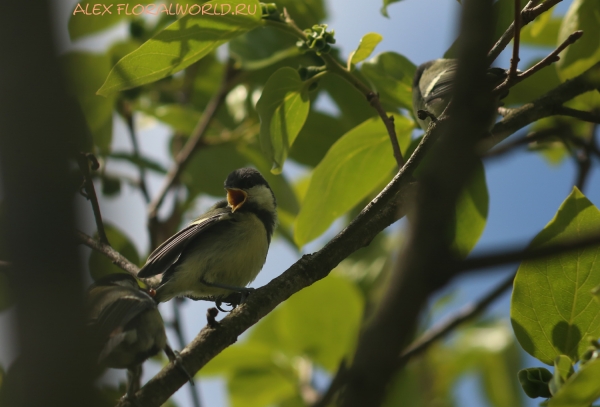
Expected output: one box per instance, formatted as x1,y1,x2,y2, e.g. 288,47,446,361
226,188,248,212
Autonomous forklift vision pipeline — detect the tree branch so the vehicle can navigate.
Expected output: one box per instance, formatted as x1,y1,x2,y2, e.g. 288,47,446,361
111,46,600,407
77,152,109,245
487,0,562,64
494,30,584,95
485,61,600,149
458,232,600,272
338,0,498,404
398,271,515,365
121,101,150,203
264,17,404,168
75,230,139,275
555,106,600,124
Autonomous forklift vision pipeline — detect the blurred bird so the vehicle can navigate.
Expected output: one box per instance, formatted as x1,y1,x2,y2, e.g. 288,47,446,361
87,273,192,402
412,58,508,130
138,168,277,306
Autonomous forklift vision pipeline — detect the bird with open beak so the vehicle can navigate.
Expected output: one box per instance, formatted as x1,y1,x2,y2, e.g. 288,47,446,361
137,168,278,306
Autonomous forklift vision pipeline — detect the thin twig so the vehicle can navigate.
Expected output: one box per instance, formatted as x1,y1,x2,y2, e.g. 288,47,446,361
368,93,404,168
147,59,239,222
458,233,600,272
509,0,522,78
77,153,109,245
172,298,202,407
555,106,600,124
487,0,563,64
398,272,515,365
264,17,404,168
484,127,564,158
495,30,584,95
122,102,150,203
75,230,139,275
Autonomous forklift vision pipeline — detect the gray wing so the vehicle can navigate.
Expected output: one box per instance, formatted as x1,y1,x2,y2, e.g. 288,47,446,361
95,295,155,335
423,64,458,103
137,205,231,278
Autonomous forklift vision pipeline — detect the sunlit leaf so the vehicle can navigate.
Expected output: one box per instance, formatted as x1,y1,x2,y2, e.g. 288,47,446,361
556,0,600,81
200,342,276,376
294,114,412,247
228,368,297,407
548,359,600,407
276,275,364,370
256,67,310,174
511,187,600,365
348,33,383,67
361,52,416,111
97,0,261,96
521,17,562,47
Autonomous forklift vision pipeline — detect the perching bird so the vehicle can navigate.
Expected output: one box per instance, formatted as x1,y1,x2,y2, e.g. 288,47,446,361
412,58,508,130
137,168,277,305
87,273,192,401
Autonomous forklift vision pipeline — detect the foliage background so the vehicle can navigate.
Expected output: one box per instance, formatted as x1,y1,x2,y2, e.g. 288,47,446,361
0,0,599,406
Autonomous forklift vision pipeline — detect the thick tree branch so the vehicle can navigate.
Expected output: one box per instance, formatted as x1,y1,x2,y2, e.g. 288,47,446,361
338,0,498,405
111,46,600,407
76,230,139,275
77,152,110,245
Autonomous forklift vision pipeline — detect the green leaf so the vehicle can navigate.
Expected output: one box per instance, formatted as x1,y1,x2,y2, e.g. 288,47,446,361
348,33,383,67
256,67,310,174
556,0,600,81
276,275,364,371
381,0,404,17
228,368,297,407
89,224,140,280
62,52,115,152
503,58,562,106
97,0,261,96
230,27,300,71
511,187,600,365
200,342,276,376
521,18,562,47
294,114,413,247
452,160,489,257
360,52,416,111
518,367,553,398
139,104,202,134
548,359,600,407
288,112,349,168
549,355,575,395
107,152,167,174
